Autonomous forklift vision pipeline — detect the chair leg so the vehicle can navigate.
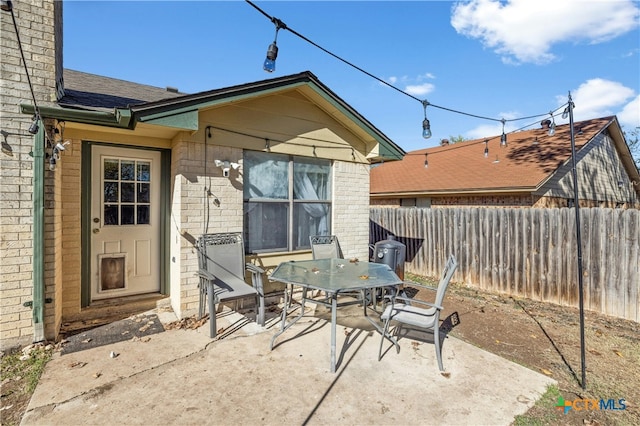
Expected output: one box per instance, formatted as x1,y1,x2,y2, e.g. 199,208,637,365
434,327,443,371
198,281,206,319
208,282,217,339
256,295,265,326
378,318,399,361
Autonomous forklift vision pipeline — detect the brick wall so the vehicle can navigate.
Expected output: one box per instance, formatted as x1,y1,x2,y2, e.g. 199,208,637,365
1,0,62,347
332,161,370,260
170,140,243,318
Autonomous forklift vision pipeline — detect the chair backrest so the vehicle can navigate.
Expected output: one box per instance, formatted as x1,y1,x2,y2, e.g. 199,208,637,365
434,254,458,307
198,233,245,281
310,235,343,259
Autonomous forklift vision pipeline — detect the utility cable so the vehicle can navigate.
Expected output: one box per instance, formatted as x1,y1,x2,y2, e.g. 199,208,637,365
246,0,563,125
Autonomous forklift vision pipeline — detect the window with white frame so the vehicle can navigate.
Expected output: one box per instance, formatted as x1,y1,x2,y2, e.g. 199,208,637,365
243,151,331,253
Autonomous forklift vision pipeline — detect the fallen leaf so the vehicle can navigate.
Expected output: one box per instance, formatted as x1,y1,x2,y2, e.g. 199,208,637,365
540,368,553,376
495,340,500,344
441,372,451,378
530,335,537,339
588,349,602,356
81,338,92,344
613,350,623,357
93,372,102,379
69,361,87,369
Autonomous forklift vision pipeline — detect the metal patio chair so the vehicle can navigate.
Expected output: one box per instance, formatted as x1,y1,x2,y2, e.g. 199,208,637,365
309,235,364,303
378,254,458,371
197,232,266,338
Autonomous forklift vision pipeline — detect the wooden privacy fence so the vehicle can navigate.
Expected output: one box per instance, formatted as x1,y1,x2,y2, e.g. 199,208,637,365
370,207,639,322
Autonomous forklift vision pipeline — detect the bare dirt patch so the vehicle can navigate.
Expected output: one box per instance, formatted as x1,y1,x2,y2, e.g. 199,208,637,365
408,273,640,425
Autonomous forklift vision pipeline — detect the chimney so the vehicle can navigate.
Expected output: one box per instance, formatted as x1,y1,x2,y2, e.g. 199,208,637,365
440,139,450,146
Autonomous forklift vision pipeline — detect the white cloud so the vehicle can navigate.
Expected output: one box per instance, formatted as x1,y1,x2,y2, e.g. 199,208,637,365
405,83,435,97
556,79,637,126
617,94,640,129
385,73,436,96
451,0,640,64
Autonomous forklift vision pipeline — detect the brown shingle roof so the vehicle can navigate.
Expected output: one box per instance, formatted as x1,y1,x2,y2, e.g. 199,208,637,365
371,116,614,195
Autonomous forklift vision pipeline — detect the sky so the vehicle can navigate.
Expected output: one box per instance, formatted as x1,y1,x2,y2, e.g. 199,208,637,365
62,0,640,153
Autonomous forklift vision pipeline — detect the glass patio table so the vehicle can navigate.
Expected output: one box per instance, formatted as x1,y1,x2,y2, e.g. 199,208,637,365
268,258,403,372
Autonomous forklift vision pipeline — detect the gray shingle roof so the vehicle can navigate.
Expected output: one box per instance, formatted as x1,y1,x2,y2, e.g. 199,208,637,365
59,69,184,111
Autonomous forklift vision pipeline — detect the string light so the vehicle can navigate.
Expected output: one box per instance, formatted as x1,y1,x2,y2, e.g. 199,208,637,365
265,138,271,152
484,140,489,158
423,153,428,168
246,0,556,142
422,100,432,139
500,119,507,147
548,112,556,136
263,18,286,73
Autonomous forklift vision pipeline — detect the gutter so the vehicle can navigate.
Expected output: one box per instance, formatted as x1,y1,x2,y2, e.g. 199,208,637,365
20,104,133,129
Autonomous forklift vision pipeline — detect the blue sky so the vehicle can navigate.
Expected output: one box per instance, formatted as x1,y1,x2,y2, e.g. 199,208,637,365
63,0,640,153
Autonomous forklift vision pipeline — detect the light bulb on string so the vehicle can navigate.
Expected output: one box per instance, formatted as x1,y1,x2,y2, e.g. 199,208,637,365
548,112,556,136
484,140,489,158
263,18,286,73
421,100,432,139
500,119,507,147
423,153,428,168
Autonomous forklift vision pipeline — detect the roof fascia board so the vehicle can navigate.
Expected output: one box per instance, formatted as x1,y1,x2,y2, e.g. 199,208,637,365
141,110,199,131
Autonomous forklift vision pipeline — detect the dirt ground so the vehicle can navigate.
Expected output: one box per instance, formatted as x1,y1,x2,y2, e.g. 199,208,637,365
2,276,639,426
411,275,640,426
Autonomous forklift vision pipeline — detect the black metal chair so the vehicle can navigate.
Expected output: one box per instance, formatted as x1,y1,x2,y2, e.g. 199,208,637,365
197,232,265,338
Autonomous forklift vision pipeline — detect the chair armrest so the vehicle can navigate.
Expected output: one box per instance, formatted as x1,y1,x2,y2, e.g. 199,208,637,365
390,295,443,311
196,269,215,282
245,263,265,274
245,263,265,295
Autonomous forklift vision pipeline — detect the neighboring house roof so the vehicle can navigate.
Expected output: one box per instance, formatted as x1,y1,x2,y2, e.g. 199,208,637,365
27,69,405,161
371,116,639,196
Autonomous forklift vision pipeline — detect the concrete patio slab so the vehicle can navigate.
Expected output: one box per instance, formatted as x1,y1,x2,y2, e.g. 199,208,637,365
22,302,555,425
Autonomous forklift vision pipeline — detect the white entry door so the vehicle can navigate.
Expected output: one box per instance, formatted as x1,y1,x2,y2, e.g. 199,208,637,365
90,145,161,301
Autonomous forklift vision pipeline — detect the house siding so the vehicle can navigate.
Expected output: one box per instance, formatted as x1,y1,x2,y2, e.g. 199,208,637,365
1,0,62,347
537,131,639,208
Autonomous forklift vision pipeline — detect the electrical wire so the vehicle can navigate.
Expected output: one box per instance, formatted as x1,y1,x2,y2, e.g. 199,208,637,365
5,3,43,126
246,0,564,125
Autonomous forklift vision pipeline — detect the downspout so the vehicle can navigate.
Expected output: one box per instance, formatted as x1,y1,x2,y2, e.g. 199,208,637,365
32,122,45,342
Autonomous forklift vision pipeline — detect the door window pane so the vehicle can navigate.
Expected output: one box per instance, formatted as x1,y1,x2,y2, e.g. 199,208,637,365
121,183,135,203
102,157,153,226
104,182,118,203
121,161,135,180
104,160,119,180
121,205,135,225
104,205,118,225
137,183,150,203
137,162,150,182
137,205,150,225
